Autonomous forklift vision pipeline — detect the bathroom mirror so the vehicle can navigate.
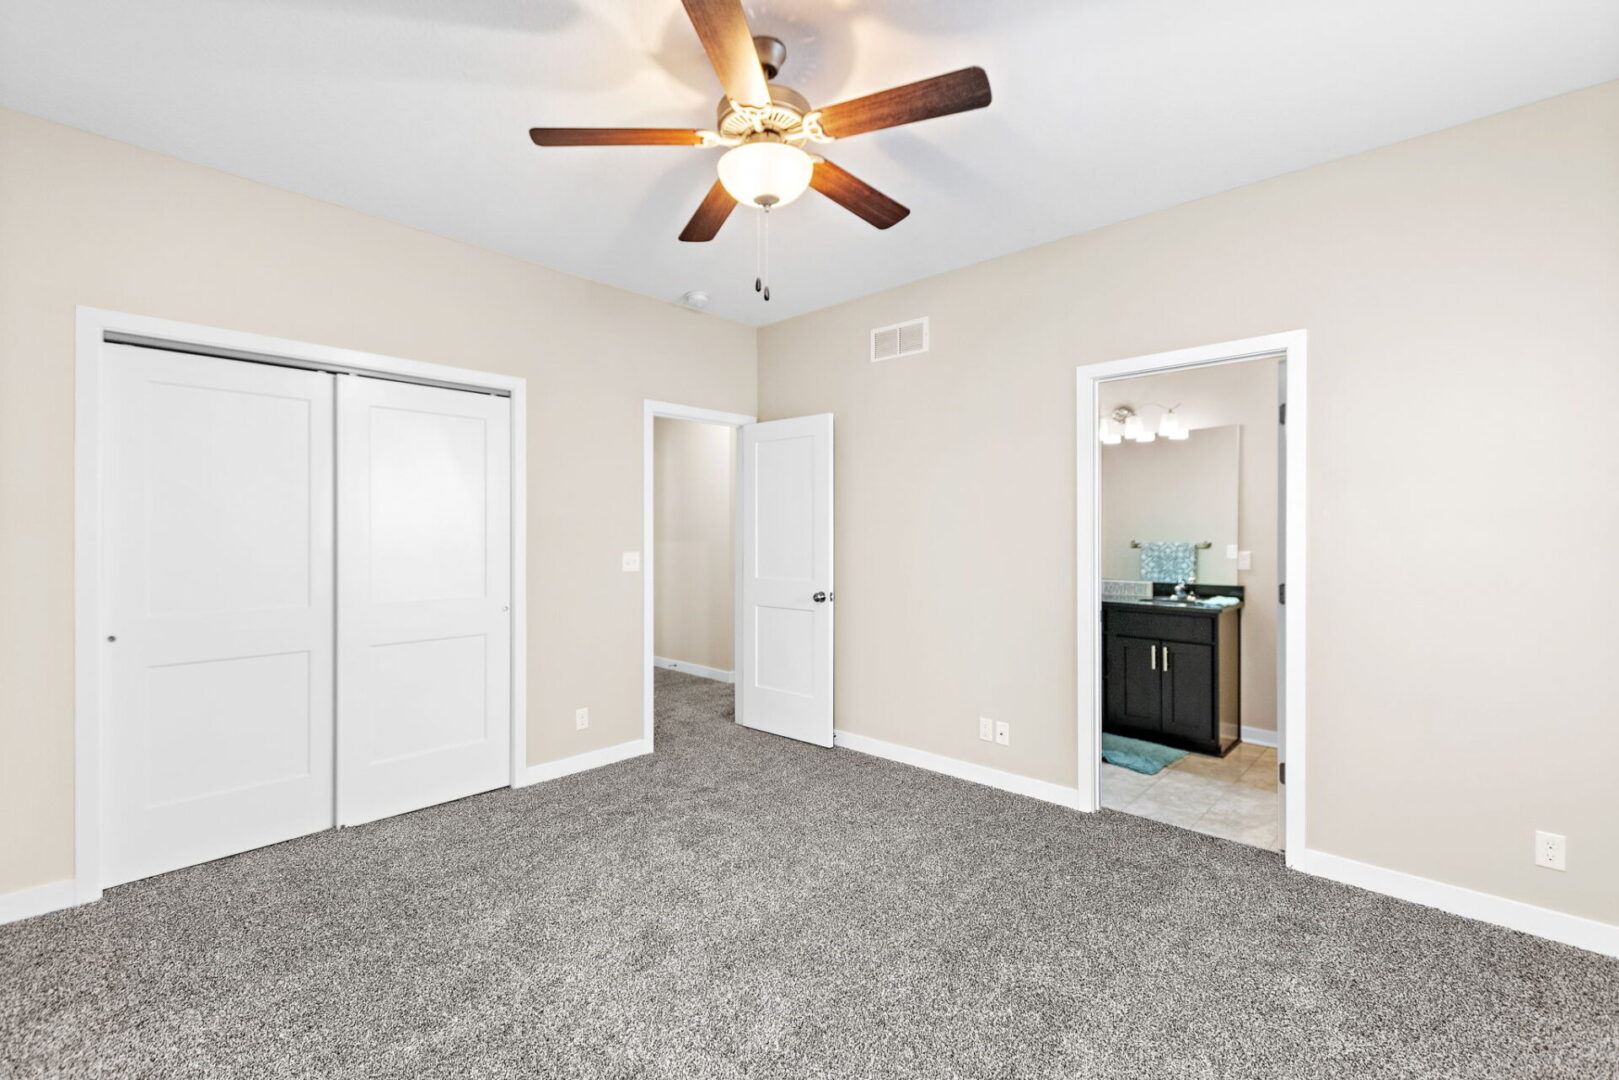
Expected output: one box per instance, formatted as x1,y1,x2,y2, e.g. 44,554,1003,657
1100,424,1240,585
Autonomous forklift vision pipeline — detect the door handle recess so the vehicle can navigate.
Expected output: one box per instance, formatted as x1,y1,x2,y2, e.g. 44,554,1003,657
812,592,828,603
1150,644,1157,671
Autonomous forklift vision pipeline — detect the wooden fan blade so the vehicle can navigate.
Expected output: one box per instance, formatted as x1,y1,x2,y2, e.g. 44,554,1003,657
816,67,992,139
529,128,704,147
809,160,910,230
679,181,738,242
680,0,770,108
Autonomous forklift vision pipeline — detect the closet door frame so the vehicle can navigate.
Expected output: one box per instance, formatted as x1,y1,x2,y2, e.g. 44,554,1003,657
73,307,527,908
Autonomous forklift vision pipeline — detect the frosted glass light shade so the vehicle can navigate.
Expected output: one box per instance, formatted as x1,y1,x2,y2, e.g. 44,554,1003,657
1099,418,1123,444
717,140,814,208
1122,414,1143,441
1160,410,1188,440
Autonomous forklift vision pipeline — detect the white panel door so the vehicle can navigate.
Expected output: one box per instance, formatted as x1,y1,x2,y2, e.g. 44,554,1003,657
336,376,511,826
101,345,335,887
739,414,833,746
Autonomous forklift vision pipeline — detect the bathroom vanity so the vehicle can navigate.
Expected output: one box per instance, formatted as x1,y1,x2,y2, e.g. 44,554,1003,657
1102,593,1242,756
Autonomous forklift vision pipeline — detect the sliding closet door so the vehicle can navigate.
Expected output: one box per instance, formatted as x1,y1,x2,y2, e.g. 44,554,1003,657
101,345,335,887
336,376,512,826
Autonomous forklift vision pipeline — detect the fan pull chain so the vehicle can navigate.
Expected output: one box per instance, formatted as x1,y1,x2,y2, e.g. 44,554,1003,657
762,206,771,302
754,209,763,295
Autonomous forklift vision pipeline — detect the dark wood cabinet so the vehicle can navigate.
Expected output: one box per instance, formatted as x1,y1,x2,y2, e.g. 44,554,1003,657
1102,601,1240,755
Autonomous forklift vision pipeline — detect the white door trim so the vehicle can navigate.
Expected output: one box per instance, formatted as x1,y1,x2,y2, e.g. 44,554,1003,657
1076,330,1308,864
74,306,528,910
641,400,755,750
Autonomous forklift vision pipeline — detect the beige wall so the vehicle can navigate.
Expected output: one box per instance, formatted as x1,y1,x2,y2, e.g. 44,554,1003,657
654,418,735,673
1100,362,1280,732
758,84,1619,925
0,108,756,895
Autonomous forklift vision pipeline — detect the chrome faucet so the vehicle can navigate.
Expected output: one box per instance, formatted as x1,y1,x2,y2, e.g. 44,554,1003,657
1173,579,1195,601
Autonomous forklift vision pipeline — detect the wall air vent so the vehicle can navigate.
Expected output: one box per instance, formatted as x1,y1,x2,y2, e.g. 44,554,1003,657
870,317,929,363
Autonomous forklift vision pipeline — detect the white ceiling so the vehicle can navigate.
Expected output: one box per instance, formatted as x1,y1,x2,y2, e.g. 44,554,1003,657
3,1,1616,325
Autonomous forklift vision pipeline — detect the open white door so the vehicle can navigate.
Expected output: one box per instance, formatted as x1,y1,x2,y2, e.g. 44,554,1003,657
101,345,335,887
738,414,833,747
336,376,512,826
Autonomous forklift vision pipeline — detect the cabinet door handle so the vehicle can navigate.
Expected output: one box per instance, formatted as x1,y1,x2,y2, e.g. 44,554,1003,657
1150,644,1157,671
1163,645,1171,672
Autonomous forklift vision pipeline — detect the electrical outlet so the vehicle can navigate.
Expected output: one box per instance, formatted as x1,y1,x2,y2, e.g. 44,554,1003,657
1237,551,1252,571
1534,830,1566,871
622,551,641,572
994,720,1010,746
575,707,589,731
978,717,994,742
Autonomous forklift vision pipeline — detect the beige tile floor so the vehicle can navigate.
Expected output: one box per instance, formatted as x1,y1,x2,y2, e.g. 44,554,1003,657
1101,741,1281,851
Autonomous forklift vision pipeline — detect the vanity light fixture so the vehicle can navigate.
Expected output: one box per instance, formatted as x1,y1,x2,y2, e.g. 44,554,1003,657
1100,404,1188,444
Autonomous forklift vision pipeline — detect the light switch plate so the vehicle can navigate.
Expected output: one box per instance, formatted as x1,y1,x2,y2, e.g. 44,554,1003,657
622,551,641,572
1237,551,1252,571
1226,544,1239,560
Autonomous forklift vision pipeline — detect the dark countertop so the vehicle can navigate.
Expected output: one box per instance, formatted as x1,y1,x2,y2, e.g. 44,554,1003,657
1103,597,1244,615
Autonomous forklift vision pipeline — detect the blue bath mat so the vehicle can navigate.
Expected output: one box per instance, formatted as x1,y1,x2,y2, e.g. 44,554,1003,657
1101,733,1188,775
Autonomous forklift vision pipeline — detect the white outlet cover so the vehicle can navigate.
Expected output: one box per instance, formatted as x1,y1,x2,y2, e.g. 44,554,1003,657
1226,543,1239,559
622,551,641,572
994,721,1010,746
1237,551,1253,570
576,707,589,730
1534,830,1566,871
978,717,994,742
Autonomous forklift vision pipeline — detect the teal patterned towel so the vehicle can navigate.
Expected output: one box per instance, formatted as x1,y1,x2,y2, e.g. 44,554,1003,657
1102,733,1189,775
1139,541,1197,583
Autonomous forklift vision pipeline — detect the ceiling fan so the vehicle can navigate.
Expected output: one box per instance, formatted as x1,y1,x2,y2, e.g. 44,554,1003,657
528,0,992,254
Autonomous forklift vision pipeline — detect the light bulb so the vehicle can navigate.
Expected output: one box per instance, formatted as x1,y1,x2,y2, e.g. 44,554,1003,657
1122,414,1143,441
717,139,814,209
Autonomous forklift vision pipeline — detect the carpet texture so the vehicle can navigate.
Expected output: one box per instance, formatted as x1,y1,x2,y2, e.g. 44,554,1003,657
2,669,1616,1079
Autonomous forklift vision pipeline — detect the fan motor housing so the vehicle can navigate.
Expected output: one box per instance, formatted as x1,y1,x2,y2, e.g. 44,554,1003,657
716,84,811,138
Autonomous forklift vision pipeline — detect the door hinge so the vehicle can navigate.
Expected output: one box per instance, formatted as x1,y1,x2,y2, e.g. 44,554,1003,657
1279,402,1287,425
1278,582,1286,605
1278,761,1286,785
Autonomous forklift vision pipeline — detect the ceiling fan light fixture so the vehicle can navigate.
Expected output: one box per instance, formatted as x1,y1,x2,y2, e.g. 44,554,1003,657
717,138,814,209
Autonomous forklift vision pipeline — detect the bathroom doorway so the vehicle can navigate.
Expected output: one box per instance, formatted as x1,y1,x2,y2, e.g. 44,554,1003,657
1076,332,1307,860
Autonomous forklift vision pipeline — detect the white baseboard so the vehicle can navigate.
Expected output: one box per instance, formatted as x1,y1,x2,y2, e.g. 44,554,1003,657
653,657,735,683
1292,849,1619,958
833,729,1084,811
516,738,652,788
0,877,81,927
1239,725,1278,748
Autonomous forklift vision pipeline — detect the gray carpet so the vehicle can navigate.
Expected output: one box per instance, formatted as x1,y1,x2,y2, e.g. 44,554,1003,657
2,670,1616,1079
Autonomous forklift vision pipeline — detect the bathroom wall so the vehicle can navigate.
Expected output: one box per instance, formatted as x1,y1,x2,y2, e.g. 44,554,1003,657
1100,424,1242,586
654,418,736,674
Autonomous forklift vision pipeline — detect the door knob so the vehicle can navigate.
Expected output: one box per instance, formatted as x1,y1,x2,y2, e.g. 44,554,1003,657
812,592,828,603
